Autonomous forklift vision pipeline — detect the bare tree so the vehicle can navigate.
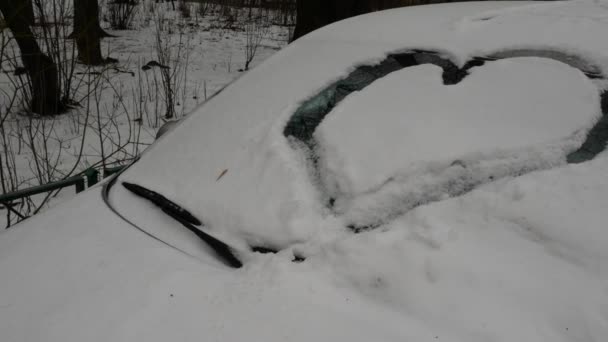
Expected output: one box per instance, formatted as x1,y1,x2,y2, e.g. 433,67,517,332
291,0,447,41
244,14,269,70
22,0,35,26
291,0,372,41
70,0,112,65
0,0,63,115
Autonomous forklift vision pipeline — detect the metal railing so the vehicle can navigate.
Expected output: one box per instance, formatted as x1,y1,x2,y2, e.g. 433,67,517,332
0,165,127,224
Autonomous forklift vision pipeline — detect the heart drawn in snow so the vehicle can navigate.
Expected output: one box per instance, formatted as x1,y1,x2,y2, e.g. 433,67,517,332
317,57,599,195
309,56,601,227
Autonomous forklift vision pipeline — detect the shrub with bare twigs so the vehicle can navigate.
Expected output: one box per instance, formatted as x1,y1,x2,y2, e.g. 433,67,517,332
244,12,270,70
108,0,139,29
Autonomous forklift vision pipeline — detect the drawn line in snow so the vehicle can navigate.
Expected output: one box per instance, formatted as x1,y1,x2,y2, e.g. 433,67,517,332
568,90,608,163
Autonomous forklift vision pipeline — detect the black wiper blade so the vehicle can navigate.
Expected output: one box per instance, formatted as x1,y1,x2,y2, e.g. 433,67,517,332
165,209,243,269
122,182,202,226
122,182,242,268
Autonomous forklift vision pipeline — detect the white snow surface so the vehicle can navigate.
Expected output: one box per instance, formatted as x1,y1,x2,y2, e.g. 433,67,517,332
115,0,608,248
317,58,599,196
2,1,608,342
3,155,608,341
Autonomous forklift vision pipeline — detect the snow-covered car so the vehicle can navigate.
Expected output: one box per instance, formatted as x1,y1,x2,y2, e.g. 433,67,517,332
2,1,608,341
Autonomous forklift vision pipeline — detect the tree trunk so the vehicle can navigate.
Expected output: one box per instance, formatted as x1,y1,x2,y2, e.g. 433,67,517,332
72,0,106,65
291,0,439,42
0,0,62,115
22,0,35,26
291,0,372,42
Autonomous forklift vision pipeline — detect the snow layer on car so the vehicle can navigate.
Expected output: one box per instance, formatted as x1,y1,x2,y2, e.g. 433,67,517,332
114,0,608,252
5,156,607,342
315,57,600,224
314,154,608,342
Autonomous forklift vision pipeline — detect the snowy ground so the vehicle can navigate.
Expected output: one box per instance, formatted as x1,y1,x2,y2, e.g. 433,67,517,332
0,2,290,227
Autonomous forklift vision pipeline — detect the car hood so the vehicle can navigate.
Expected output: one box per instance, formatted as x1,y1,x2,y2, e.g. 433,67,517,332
0,189,417,341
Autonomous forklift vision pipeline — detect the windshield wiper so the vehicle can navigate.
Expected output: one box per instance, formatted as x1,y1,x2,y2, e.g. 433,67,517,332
122,182,201,226
122,182,242,268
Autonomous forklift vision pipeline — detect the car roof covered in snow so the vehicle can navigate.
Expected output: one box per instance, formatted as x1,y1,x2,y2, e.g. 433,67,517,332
114,0,608,254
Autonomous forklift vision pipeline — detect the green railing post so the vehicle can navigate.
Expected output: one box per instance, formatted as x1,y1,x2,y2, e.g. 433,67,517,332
84,168,99,187
74,177,86,193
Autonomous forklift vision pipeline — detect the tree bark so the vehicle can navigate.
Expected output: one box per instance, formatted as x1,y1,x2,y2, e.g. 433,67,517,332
72,0,107,65
0,0,62,115
291,0,372,42
291,0,444,42
22,0,35,26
